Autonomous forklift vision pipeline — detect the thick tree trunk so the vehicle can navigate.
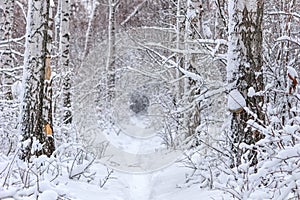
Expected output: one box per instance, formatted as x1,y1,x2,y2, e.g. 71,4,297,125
227,0,264,167
20,0,52,161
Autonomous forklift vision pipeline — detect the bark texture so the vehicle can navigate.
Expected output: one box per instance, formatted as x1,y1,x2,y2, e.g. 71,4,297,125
106,0,119,102
0,0,15,100
59,0,72,125
227,0,264,167
20,0,53,161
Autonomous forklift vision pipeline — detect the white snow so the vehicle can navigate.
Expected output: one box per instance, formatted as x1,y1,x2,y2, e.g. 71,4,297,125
247,87,256,97
62,162,231,200
283,125,300,134
202,22,212,38
38,190,58,200
50,0,55,7
11,80,22,101
287,66,298,78
228,89,246,112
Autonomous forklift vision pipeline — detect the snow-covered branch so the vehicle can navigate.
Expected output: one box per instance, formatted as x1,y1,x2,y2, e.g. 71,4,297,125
144,42,208,55
0,36,25,46
276,36,300,46
121,0,147,26
266,11,300,19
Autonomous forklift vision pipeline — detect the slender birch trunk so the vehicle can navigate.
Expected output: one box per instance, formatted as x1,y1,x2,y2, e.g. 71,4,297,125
0,0,15,100
59,0,72,125
106,0,119,103
182,0,202,138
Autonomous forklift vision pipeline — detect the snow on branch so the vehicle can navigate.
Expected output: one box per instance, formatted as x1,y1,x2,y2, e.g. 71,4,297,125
0,49,24,57
195,87,225,102
266,11,300,19
139,26,176,32
144,42,208,55
125,31,207,85
191,38,227,46
121,0,147,26
276,36,300,46
177,66,203,83
0,36,25,46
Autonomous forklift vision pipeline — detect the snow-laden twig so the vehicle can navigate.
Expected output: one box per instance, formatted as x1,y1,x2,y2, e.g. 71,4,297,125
99,168,114,188
68,149,96,179
16,1,27,19
2,150,19,187
121,0,147,26
0,36,25,46
276,35,300,46
266,11,300,19
144,41,208,55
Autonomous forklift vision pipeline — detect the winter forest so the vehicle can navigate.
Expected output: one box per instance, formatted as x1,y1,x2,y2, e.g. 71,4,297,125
1,0,300,199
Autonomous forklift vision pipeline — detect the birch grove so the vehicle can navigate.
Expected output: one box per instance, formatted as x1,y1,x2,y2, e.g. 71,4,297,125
0,0,300,199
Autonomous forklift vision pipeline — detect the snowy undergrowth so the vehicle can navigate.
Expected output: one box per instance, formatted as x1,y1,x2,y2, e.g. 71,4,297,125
0,141,232,200
179,112,300,200
0,143,106,200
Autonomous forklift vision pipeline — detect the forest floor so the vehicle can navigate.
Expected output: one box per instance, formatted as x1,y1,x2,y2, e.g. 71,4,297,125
61,114,231,200
0,155,232,200
58,161,231,200
66,108,232,200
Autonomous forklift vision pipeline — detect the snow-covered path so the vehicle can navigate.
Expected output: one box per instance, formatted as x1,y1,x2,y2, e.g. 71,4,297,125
72,69,230,199
64,162,231,200
71,111,230,199
129,174,153,200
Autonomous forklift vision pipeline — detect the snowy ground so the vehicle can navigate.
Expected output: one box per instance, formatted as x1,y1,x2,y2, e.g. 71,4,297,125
1,106,231,199
68,110,231,200
69,78,231,200
59,161,231,200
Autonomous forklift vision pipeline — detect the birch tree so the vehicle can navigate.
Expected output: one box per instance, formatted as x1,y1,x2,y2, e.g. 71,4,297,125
20,0,54,161
0,0,15,100
227,0,264,167
0,0,18,156
106,0,119,103
59,0,72,125
56,0,73,143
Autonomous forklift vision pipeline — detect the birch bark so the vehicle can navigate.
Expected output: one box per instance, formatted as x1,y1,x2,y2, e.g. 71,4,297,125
227,0,264,167
20,0,52,161
0,0,15,100
106,0,119,103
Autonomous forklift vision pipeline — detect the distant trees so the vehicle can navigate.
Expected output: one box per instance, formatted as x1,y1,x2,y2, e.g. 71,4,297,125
0,0,17,156
106,0,119,103
0,0,15,76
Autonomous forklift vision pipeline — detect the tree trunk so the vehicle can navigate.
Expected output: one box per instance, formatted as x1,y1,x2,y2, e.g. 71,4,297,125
183,0,202,138
0,0,15,100
106,0,119,103
20,0,52,161
227,0,264,167
59,0,72,125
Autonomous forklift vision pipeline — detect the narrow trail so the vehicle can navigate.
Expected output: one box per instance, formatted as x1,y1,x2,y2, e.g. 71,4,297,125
129,174,153,200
